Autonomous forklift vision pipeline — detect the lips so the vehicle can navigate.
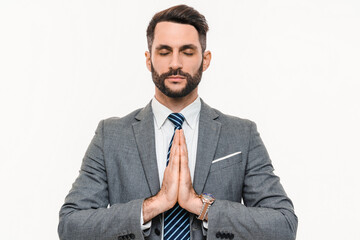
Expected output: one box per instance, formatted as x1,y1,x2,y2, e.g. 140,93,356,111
166,75,186,82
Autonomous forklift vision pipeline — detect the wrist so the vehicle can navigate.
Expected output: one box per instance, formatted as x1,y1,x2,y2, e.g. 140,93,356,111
142,196,158,223
182,194,203,216
143,193,170,223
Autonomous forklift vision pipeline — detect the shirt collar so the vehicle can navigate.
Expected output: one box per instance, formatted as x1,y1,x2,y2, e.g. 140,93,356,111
151,96,201,130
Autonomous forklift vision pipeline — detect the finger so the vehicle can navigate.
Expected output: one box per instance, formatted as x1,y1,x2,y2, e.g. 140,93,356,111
169,130,178,159
169,130,180,168
168,145,179,168
173,129,180,147
179,144,192,190
179,130,187,150
179,129,186,144
166,146,180,175
179,130,188,161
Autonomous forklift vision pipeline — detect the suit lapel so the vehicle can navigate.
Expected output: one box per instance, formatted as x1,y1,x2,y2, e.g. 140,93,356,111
132,102,160,196
193,100,221,194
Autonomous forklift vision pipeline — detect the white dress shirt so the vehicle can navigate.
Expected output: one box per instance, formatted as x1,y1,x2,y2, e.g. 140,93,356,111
141,96,203,238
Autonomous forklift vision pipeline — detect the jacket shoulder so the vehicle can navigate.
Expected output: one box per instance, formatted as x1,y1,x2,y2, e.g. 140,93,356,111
93,107,144,135
211,107,255,129
103,108,142,126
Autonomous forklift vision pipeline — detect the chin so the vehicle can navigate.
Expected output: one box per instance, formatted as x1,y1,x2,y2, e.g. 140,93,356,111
164,84,186,93
166,91,186,98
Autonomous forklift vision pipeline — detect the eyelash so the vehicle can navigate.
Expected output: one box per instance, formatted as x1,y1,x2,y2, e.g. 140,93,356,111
159,52,193,56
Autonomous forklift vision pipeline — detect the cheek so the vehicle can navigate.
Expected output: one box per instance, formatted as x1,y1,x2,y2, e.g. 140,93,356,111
183,58,202,74
151,58,169,73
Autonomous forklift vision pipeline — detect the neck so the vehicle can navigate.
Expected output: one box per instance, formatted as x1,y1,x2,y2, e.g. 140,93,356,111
154,88,198,113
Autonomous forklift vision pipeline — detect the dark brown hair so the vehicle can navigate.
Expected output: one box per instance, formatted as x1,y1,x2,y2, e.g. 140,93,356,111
146,4,209,53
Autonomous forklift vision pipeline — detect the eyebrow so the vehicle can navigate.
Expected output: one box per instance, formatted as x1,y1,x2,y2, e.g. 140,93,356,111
155,44,198,51
155,45,172,51
179,44,197,51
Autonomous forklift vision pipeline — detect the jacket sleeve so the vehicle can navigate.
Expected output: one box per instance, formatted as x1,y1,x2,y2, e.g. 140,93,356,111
206,122,298,240
58,120,145,240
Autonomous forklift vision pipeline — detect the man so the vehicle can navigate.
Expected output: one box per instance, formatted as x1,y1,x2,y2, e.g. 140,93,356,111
58,4,297,240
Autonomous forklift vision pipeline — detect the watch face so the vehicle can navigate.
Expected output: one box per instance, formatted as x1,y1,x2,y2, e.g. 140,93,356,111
202,193,215,201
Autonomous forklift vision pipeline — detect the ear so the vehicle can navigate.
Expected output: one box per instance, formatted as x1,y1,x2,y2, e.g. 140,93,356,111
202,50,212,72
145,51,151,72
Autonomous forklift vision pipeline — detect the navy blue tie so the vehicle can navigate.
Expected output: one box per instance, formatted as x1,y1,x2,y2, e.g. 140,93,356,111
164,113,190,240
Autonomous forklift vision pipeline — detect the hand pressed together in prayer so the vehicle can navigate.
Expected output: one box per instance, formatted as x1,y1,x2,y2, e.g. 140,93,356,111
142,129,203,223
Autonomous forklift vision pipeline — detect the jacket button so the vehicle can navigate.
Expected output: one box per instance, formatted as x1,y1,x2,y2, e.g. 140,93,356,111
216,232,221,238
130,233,135,239
155,228,161,236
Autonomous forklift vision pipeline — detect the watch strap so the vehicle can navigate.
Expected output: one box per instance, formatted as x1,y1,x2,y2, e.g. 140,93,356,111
197,193,215,221
197,202,211,220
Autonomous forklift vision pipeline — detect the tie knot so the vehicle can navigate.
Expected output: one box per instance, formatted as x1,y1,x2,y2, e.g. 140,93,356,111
168,113,185,130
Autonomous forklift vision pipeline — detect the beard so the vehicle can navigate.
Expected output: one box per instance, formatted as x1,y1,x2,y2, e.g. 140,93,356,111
151,61,203,98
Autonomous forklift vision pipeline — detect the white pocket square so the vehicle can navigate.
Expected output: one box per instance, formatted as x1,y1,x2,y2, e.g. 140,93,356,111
212,151,242,164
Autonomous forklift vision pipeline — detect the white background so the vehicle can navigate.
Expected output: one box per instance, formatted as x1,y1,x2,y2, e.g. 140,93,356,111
1,1,359,239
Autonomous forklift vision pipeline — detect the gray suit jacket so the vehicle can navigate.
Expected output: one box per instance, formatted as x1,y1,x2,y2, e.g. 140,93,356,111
58,100,297,240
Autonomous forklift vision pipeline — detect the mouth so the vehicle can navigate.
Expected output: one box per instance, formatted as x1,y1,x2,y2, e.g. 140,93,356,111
166,75,186,82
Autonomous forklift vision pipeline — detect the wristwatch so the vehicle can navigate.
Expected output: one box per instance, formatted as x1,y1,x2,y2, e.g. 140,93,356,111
197,193,215,220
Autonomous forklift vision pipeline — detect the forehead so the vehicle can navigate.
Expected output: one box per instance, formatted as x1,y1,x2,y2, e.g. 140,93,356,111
152,21,201,49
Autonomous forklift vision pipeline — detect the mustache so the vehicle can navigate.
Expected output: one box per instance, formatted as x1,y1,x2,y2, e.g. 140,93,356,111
159,68,190,78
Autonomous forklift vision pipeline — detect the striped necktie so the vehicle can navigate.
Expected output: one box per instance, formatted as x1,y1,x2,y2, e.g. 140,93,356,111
164,113,190,240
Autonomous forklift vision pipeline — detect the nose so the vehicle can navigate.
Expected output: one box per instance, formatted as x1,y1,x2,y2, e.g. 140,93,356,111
169,52,182,70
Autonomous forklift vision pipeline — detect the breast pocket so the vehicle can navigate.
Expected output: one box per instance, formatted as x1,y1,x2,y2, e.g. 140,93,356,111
210,152,242,172
205,152,243,201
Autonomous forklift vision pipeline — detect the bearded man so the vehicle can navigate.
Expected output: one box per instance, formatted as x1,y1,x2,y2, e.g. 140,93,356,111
58,4,297,240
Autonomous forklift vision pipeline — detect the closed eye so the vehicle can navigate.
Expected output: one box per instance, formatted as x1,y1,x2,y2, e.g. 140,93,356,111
183,52,194,56
159,52,170,56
